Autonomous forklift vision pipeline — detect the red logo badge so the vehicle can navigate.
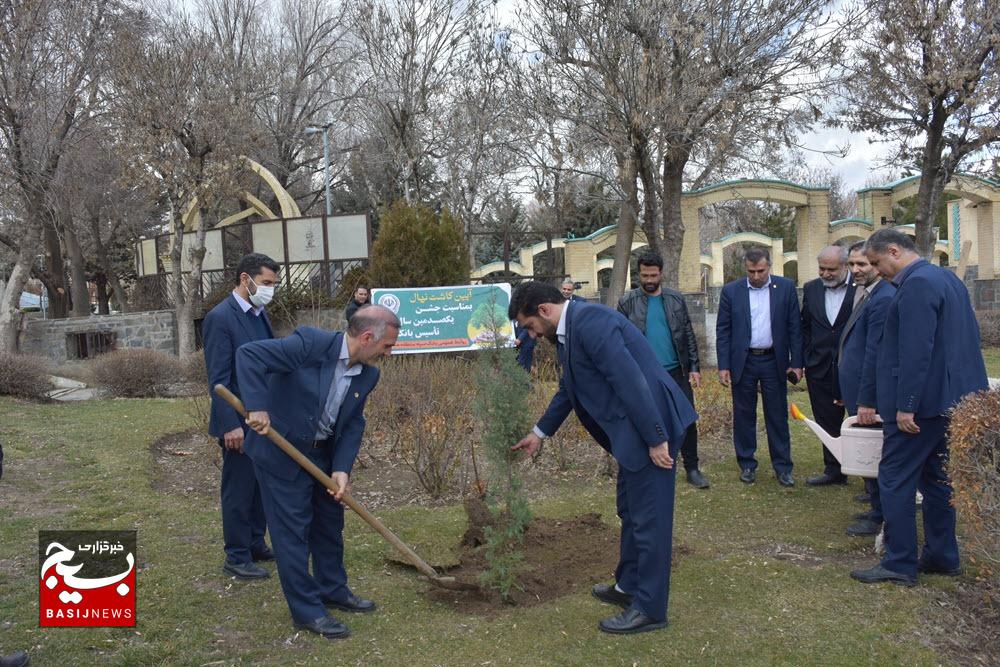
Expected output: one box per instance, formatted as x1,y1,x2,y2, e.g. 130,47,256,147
39,530,137,627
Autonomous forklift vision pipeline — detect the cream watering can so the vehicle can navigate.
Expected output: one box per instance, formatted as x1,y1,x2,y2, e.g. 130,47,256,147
790,404,883,478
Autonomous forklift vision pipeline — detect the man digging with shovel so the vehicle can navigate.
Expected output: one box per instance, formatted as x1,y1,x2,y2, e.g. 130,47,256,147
236,305,399,639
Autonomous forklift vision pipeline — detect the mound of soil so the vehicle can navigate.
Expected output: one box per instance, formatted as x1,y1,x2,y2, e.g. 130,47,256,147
150,429,219,499
428,510,620,613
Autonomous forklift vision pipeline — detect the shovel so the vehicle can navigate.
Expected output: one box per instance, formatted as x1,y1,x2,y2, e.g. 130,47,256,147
213,384,474,591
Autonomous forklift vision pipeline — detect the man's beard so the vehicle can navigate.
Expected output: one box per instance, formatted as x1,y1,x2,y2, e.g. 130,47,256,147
641,282,658,293
821,274,845,288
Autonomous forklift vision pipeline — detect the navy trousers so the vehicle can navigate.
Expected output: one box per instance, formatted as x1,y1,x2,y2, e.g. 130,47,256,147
613,461,677,623
879,417,958,578
220,440,267,564
731,353,793,474
255,452,352,624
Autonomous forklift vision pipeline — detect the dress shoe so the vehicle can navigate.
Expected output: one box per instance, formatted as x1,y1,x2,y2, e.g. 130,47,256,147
598,608,667,635
845,519,882,536
853,510,880,521
917,559,962,577
776,472,795,487
0,651,29,667
251,546,275,562
294,615,351,639
591,583,633,609
806,472,848,486
223,560,270,580
686,469,710,489
739,468,756,484
854,492,871,503
322,593,377,613
850,564,916,587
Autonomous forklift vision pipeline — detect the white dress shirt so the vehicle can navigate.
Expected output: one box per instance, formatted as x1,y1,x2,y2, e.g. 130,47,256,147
824,276,849,325
748,277,773,349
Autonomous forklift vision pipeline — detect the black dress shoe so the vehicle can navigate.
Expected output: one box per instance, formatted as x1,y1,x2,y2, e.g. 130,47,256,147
322,593,377,613
591,583,633,609
223,561,270,580
806,472,848,486
598,608,667,635
845,519,882,536
853,510,880,521
917,559,962,577
850,564,916,587
251,546,275,562
0,651,29,667
776,472,795,487
294,615,351,639
739,468,756,484
854,492,872,503
686,469,710,489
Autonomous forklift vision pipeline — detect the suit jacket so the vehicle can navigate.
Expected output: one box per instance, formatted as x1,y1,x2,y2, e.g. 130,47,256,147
875,259,988,420
837,280,894,415
236,327,379,481
716,276,803,383
203,294,275,438
801,278,854,390
536,301,697,472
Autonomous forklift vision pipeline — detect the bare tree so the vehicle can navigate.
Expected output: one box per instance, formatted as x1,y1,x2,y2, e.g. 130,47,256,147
838,0,1000,257
521,0,843,294
0,0,118,351
110,2,266,354
349,0,484,205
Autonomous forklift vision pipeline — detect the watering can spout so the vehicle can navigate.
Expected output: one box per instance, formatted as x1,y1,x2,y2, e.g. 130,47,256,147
790,403,844,463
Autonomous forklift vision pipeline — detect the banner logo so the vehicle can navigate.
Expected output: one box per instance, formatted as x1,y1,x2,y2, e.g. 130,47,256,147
39,530,137,627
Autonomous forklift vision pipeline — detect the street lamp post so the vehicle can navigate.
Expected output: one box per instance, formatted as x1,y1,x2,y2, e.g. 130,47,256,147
305,124,332,217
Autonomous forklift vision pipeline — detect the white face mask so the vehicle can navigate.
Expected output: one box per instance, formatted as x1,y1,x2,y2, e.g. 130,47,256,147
248,277,275,308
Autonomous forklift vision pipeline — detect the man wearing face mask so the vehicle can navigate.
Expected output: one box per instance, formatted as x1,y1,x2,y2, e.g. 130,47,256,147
800,245,855,487
618,251,709,489
203,253,280,580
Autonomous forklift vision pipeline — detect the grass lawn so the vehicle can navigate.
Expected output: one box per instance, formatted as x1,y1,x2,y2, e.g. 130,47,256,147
981,347,1000,377
0,396,968,666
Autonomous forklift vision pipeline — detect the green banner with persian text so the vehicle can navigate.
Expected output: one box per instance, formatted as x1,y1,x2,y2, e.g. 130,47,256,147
371,284,515,354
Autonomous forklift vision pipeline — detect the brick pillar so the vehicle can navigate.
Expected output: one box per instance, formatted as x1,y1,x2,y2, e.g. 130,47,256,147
678,199,701,292
770,238,785,278
795,191,832,286
977,202,998,279
709,240,724,287
564,241,597,295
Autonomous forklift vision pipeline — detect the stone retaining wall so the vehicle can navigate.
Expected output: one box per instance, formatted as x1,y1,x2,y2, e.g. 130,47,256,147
21,310,178,364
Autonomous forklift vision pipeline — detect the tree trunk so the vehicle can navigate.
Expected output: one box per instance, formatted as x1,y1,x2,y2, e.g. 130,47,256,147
43,224,70,318
635,140,661,257
608,151,638,306
914,112,948,258
661,154,689,290
0,255,33,353
95,275,110,315
63,216,92,317
89,214,130,312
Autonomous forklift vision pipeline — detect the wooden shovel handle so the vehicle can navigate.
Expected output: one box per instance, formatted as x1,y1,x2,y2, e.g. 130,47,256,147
212,384,442,581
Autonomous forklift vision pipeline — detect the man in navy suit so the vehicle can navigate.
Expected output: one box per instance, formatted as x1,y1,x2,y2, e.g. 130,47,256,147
851,229,988,586
510,282,696,635
801,245,855,486
561,278,588,302
837,241,895,537
514,322,536,373
716,247,803,486
237,306,399,639
202,253,279,580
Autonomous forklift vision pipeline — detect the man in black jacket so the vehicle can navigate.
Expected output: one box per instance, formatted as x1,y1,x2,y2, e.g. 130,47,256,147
344,285,370,320
801,245,855,486
618,251,709,488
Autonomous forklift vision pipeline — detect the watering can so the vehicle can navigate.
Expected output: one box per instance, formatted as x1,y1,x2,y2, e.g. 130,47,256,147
790,404,883,478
